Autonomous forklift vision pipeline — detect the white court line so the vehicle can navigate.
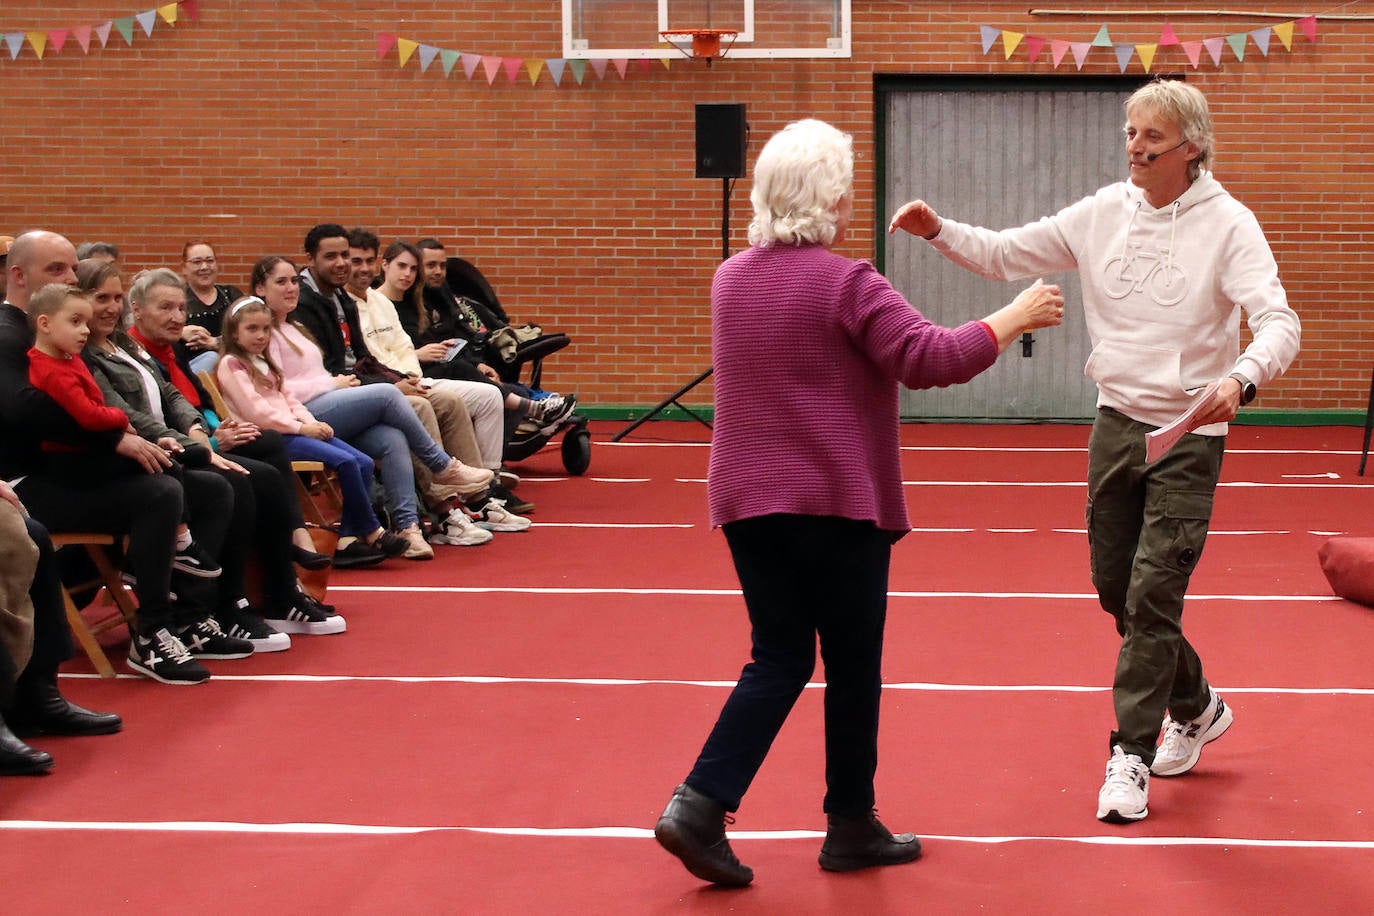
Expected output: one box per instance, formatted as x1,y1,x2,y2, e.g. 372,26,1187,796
325,585,1339,602
602,440,1360,458
1,819,1371,849
58,674,1374,695
531,523,695,529
673,478,1374,489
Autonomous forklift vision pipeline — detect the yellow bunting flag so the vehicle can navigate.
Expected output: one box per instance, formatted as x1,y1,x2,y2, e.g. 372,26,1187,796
158,3,178,26
1001,30,1023,59
396,38,418,66
1136,44,1158,72
1273,21,1294,50
26,30,47,58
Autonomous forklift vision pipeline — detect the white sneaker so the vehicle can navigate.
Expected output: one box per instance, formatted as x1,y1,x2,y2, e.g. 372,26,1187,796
1152,689,1234,777
398,524,434,560
468,498,532,532
433,459,495,497
429,509,494,546
1097,745,1149,823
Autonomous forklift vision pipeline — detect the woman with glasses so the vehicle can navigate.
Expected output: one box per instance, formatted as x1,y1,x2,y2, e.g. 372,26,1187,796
179,241,243,373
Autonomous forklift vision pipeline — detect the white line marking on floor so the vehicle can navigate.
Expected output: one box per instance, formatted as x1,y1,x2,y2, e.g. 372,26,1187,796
679,479,1374,488
532,523,695,529
324,585,1340,602
2,820,1371,848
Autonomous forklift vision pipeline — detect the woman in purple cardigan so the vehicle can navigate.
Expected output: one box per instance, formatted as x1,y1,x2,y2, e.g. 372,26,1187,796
653,119,1065,887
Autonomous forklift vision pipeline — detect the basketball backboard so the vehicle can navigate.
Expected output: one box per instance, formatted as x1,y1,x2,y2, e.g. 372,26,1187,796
561,0,851,60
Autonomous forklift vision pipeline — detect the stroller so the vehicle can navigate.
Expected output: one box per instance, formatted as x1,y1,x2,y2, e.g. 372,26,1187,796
445,257,591,475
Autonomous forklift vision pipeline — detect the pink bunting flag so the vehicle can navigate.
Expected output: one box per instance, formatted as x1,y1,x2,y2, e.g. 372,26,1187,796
462,53,481,79
95,21,113,47
501,57,522,83
73,24,92,53
1022,36,1046,63
49,29,68,54
1203,37,1224,66
1158,23,1180,47
1298,16,1317,42
1050,39,1070,68
375,33,397,60
635,58,652,74
180,0,198,22
481,56,502,84
590,58,608,79
1181,41,1202,69
611,59,628,78
1070,42,1090,70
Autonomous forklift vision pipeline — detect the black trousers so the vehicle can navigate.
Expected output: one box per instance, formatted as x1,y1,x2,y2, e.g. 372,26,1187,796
15,472,183,634
685,514,892,817
203,452,299,613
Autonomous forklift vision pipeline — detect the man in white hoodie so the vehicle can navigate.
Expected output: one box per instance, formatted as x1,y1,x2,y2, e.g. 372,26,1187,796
890,80,1300,824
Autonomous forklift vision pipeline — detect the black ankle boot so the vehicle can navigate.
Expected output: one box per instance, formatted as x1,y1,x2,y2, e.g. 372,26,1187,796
654,783,753,887
7,673,122,737
818,810,922,872
0,712,54,776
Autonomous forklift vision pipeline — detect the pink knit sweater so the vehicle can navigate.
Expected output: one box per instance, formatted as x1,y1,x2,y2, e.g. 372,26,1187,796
268,321,337,405
707,244,997,535
215,354,314,434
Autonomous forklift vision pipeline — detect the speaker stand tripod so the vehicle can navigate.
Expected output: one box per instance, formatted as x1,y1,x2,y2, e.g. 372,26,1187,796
612,177,731,442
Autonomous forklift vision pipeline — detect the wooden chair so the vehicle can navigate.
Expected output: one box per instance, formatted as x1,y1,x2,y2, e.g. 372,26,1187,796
196,369,343,527
50,533,138,678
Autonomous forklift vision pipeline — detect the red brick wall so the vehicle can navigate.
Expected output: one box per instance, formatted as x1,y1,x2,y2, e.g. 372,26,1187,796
1,2,1366,414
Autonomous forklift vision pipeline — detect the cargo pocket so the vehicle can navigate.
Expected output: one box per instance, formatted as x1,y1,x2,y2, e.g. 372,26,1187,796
1163,489,1214,574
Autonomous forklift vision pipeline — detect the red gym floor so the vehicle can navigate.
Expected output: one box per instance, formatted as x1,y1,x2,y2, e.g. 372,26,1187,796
3,420,1372,913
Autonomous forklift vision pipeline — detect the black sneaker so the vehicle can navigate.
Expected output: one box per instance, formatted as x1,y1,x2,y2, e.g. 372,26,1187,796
534,394,577,435
223,599,291,653
295,592,338,617
265,601,347,635
173,541,222,579
373,530,409,558
178,616,254,659
289,543,333,571
332,540,387,569
488,483,534,515
126,628,211,685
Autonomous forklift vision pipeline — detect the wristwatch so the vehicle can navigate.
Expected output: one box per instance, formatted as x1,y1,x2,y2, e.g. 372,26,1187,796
1228,373,1257,406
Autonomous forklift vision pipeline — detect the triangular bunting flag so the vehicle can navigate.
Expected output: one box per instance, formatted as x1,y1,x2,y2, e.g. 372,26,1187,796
396,39,418,67
979,25,999,55
660,57,672,69
26,31,47,59
501,57,522,83
4,33,23,60
1250,27,1271,56
417,43,439,71
546,58,566,86
73,24,92,53
611,58,628,78
590,58,608,79
440,49,460,76
569,59,587,85
1070,42,1090,70
1203,37,1224,66
114,17,135,44
1159,23,1180,46
1273,21,1294,51
376,33,396,60
135,10,157,37
1137,44,1158,72
1225,32,1246,61
525,59,544,85
180,0,199,22
1113,44,1133,72
462,54,480,78
1091,25,1112,48
96,21,113,47
1050,39,1070,68
1001,31,1023,59
1181,41,1203,68
1022,36,1045,62
1298,16,1317,42
634,58,652,74
158,3,178,25
481,56,502,84
49,29,69,54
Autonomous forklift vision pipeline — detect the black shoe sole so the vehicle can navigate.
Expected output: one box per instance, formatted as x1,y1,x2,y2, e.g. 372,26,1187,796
9,718,123,738
818,847,923,872
654,819,753,887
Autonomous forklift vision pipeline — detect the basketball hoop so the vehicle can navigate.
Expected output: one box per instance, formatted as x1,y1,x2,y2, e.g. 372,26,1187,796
660,29,738,65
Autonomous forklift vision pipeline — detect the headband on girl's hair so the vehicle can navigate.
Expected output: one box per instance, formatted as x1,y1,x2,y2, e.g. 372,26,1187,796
228,296,265,317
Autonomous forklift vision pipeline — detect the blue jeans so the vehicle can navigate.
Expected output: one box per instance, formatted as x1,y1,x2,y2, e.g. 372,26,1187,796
306,385,451,530
284,434,380,538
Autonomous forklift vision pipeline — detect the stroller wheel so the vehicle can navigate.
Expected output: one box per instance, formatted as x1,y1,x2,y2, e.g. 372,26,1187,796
561,424,592,475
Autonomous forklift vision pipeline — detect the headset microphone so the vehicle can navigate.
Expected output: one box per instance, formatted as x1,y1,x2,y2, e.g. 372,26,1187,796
1146,139,1189,162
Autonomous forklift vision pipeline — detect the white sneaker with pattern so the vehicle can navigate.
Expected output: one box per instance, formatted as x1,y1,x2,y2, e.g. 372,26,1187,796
430,509,494,546
468,498,532,533
1152,689,1233,777
1097,745,1149,823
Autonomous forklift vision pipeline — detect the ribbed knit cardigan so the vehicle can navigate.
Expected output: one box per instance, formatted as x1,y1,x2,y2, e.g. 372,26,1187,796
707,244,998,535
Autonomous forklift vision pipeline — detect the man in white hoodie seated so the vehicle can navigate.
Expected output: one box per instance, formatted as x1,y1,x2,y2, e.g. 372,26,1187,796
890,79,1300,825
